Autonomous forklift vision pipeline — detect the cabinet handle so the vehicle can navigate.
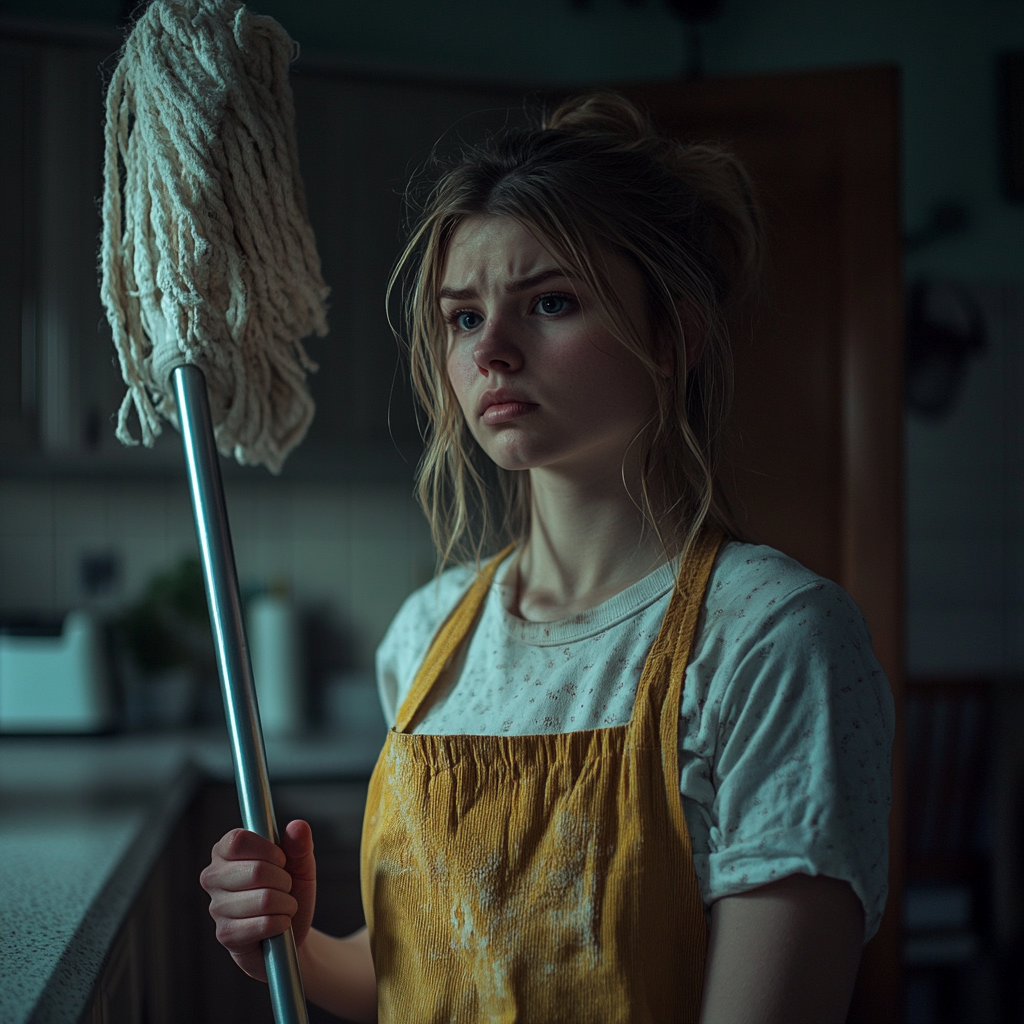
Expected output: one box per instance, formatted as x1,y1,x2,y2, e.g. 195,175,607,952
21,291,36,416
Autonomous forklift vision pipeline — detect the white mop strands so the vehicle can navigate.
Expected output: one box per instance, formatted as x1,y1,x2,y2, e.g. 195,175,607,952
100,0,330,474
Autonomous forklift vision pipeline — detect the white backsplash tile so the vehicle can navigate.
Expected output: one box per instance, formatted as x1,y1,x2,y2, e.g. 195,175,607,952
0,476,434,671
0,527,56,609
0,480,55,539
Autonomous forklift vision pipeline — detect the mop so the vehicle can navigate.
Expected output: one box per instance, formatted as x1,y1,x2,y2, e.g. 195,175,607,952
100,3,330,1021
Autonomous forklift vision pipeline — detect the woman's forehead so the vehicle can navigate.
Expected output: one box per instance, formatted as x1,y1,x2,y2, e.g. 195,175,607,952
440,216,563,292
437,215,645,316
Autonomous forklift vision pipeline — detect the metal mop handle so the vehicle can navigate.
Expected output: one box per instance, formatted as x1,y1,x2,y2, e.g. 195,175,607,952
174,365,309,1024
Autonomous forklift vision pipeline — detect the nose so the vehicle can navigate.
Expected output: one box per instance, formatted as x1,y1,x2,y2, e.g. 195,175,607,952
472,319,523,376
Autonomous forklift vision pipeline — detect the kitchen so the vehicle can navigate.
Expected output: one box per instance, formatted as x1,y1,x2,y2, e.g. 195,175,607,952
1,1,1023,1022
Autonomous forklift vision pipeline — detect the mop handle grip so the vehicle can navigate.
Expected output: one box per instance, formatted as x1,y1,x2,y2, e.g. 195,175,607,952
175,365,309,1024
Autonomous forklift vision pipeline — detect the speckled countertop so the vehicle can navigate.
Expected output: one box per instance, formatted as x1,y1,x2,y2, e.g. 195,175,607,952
0,731,383,1024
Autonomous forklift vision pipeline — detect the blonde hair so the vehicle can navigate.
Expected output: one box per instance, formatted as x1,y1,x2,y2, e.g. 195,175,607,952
391,92,763,568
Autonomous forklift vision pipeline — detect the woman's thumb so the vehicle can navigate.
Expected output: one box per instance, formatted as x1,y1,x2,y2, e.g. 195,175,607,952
280,819,315,882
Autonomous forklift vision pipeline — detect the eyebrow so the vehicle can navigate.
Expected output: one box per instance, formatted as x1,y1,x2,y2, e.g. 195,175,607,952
438,267,574,302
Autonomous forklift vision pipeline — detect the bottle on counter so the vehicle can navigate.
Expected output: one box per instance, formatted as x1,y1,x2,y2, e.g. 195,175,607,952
247,586,304,738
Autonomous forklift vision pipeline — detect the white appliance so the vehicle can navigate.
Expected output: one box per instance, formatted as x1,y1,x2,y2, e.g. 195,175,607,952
0,611,115,733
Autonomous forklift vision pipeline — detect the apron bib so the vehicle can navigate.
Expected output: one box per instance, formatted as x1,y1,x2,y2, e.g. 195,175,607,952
361,529,723,1023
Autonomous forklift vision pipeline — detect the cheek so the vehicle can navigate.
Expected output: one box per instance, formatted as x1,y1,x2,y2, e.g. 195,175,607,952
446,347,480,412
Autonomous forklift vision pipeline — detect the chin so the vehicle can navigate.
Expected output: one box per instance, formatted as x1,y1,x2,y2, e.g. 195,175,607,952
487,454,539,474
474,424,591,474
479,438,551,474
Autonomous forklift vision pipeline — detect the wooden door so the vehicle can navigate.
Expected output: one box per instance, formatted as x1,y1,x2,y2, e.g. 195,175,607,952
621,68,905,1023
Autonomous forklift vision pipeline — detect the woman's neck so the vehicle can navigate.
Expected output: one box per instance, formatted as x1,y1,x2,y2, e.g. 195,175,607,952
509,464,674,623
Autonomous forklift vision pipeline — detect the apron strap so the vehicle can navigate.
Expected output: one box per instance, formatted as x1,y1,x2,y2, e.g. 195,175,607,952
660,527,724,719
628,527,724,821
395,545,515,733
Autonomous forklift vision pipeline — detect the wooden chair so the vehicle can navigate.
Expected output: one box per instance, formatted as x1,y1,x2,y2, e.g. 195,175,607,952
903,678,993,1023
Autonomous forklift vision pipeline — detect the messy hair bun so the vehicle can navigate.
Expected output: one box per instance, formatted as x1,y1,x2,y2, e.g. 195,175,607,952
543,91,653,141
393,90,764,567
544,92,762,312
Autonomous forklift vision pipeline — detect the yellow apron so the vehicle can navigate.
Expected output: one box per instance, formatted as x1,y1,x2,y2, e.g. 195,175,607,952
361,529,723,1023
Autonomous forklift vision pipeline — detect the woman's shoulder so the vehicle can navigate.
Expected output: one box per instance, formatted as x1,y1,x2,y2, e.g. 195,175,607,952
704,540,872,644
709,539,848,602
696,539,891,712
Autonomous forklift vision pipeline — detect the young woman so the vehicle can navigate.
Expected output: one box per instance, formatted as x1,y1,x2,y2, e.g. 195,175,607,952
201,93,894,1024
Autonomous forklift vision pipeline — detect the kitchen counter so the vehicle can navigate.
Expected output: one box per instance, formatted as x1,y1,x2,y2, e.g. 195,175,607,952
0,730,383,1024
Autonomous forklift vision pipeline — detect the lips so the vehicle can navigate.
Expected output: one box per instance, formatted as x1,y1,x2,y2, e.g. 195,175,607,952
477,388,538,425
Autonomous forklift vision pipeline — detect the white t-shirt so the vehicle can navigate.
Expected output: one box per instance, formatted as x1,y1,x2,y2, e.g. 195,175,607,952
375,541,894,941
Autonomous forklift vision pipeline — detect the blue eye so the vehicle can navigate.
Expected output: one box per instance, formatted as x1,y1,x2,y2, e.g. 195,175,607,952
536,293,570,315
452,310,483,331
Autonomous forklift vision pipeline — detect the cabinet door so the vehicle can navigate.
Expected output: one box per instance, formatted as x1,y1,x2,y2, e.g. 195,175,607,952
285,71,526,480
38,43,120,460
0,38,163,468
623,68,904,1023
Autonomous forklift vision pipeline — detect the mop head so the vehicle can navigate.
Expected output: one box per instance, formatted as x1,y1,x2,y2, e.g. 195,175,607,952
100,0,329,473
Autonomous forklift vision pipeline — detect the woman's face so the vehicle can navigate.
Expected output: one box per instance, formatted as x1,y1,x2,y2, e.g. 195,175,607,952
440,215,657,480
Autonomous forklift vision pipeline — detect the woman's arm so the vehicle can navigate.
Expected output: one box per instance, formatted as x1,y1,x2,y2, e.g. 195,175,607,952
299,926,377,1023
699,873,864,1024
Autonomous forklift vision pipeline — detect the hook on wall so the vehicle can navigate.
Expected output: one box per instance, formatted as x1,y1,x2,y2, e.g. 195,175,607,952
905,280,987,420
904,199,971,253
665,0,725,79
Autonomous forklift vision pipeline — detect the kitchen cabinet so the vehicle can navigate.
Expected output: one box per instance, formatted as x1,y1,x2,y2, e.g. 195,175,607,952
0,25,528,480
82,813,199,1024
0,33,114,464
0,41,39,451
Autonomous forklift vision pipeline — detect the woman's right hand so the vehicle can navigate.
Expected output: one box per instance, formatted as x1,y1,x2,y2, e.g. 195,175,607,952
199,818,317,982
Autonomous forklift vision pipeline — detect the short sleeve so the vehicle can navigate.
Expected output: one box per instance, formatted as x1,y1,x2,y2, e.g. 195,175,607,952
375,566,475,726
682,565,894,942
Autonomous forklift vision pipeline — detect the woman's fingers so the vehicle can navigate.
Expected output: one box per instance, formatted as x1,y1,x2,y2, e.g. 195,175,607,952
209,884,299,922
201,855,293,896
215,912,295,951
214,827,287,867
208,889,298,947
200,827,295,900
208,884,299,962
279,819,316,947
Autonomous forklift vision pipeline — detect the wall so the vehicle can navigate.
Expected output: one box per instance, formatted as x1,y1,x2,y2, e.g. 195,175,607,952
702,0,1024,280
903,285,1024,674
692,0,1024,675
1,0,1022,676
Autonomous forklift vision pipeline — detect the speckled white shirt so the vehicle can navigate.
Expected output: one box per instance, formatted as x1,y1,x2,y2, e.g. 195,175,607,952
375,541,894,940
